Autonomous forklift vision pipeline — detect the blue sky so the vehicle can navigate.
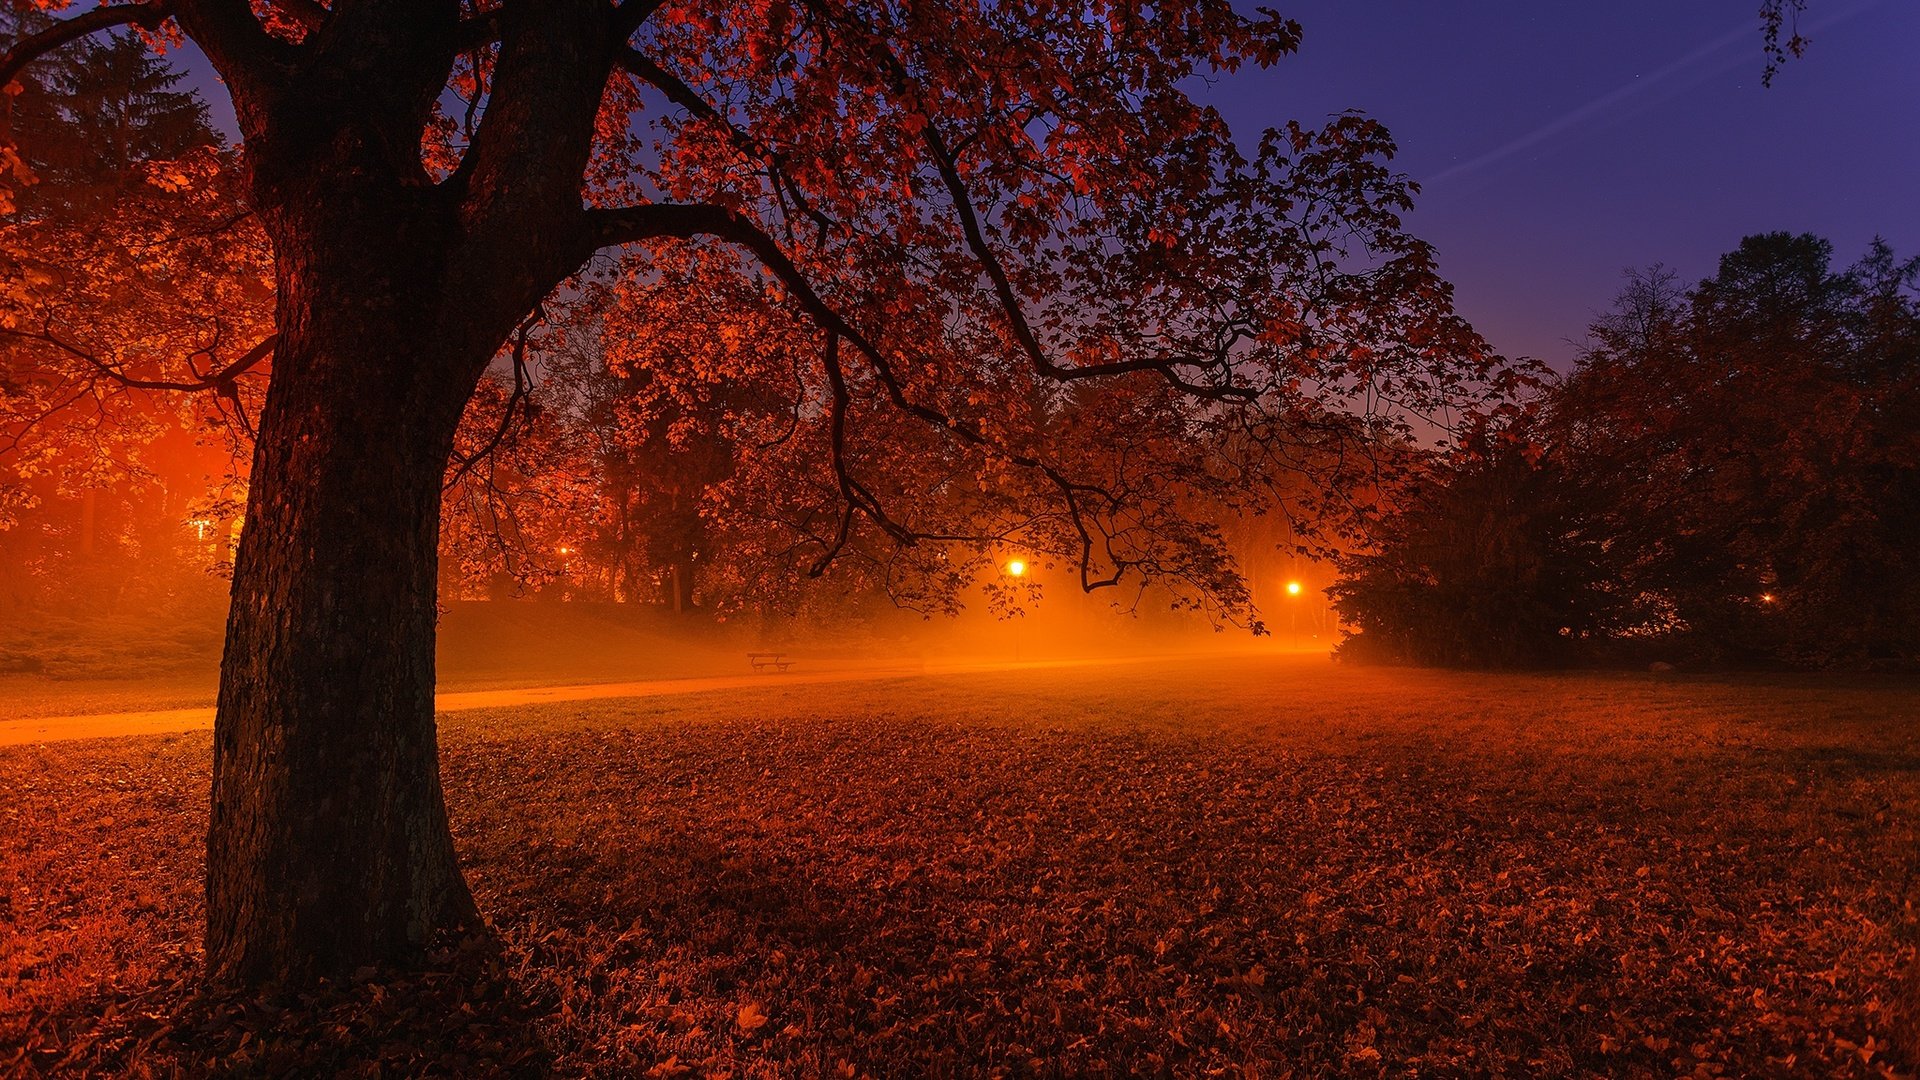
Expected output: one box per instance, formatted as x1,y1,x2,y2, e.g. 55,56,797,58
1203,0,1919,367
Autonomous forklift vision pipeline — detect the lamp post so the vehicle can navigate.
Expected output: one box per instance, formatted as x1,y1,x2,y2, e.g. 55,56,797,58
1286,579,1302,649
1005,558,1028,662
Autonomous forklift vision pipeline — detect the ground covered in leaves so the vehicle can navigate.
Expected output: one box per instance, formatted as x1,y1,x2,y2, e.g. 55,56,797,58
3,656,1917,1077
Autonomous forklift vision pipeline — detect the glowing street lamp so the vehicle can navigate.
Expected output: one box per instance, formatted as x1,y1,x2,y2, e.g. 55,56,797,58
1286,580,1303,596
1003,557,1032,661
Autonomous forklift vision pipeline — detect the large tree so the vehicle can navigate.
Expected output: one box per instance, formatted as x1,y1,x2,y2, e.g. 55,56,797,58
2,0,1518,984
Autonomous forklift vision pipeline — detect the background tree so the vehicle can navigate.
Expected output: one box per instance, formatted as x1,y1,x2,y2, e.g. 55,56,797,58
2,0,1517,984
439,353,603,602
0,22,268,651
1557,234,1920,664
1336,233,1920,669
1329,413,1640,668
585,249,807,613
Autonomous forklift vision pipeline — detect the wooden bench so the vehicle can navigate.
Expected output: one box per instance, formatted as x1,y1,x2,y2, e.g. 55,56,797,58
746,651,792,673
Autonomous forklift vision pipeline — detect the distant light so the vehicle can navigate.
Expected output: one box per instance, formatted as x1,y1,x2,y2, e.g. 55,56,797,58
1286,580,1303,596
558,546,571,555
1759,592,1775,604
1006,559,1027,577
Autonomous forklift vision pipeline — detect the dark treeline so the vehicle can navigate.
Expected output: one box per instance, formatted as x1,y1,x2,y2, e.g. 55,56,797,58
1334,232,1920,669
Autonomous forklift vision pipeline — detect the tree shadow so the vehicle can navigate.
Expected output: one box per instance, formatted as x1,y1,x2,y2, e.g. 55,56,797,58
23,935,554,1078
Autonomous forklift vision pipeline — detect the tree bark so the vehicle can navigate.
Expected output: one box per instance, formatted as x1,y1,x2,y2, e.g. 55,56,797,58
204,215,493,983
669,553,696,614
183,0,626,983
199,156,596,979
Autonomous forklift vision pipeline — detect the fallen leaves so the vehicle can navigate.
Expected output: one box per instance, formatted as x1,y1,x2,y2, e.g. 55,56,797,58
1,659,1917,1077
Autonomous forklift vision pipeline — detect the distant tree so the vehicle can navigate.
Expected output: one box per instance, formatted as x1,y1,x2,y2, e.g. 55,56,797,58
1337,231,1920,670
439,358,602,601
1558,234,1920,664
3,25,213,213
0,26,266,620
584,249,806,613
1329,414,1640,668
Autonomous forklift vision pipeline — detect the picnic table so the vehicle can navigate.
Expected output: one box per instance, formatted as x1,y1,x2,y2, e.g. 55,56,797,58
746,651,793,673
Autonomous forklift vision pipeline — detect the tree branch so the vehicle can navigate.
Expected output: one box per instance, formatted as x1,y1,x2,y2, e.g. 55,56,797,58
268,0,330,34
0,3,171,89
446,308,540,490
853,30,1256,403
170,0,296,95
1,325,276,393
610,0,668,39
586,201,1133,590
615,47,837,238
454,4,501,49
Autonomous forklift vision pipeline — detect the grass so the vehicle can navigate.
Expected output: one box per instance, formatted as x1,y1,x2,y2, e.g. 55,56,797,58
2,656,1917,1077
0,600,747,720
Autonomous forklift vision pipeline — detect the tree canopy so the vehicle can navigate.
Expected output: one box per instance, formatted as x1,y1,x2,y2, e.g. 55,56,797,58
1335,233,1920,669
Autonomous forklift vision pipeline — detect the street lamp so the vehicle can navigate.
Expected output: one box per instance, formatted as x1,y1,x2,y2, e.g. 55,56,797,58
1003,558,1031,661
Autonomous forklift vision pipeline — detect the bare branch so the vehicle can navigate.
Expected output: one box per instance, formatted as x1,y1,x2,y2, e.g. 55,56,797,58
0,325,276,393
854,31,1256,403
446,308,541,490
615,48,837,237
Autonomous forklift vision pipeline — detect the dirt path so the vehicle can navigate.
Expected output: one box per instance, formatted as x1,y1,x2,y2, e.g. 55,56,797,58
0,653,1223,746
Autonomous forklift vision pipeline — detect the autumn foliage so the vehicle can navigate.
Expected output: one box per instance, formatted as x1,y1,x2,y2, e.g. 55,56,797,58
4,658,1916,1076
1334,233,1920,669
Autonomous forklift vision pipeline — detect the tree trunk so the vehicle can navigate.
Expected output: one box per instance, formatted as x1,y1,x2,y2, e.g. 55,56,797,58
205,293,483,985
192,0,614,981
79,488,97,558
670,553,696,614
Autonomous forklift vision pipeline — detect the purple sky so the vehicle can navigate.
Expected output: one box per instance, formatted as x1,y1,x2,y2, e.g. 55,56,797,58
180,1,1918,369
1205,0,1920,368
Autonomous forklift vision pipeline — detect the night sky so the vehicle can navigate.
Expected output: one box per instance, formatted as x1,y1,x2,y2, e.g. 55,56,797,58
180,1,1919,370
1207,0,1920,368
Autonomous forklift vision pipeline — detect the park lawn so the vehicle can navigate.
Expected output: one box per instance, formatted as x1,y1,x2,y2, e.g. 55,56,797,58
1,656,1916,1077
0,599,760,720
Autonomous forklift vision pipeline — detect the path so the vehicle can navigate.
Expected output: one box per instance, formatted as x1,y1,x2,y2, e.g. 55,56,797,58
0,653,1217,747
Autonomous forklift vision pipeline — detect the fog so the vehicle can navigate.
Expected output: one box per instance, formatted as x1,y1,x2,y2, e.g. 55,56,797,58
0,547,1337,706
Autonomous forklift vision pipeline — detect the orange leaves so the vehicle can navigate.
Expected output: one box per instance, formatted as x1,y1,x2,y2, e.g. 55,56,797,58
733,1001,769,1034
5,658,1920,1074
